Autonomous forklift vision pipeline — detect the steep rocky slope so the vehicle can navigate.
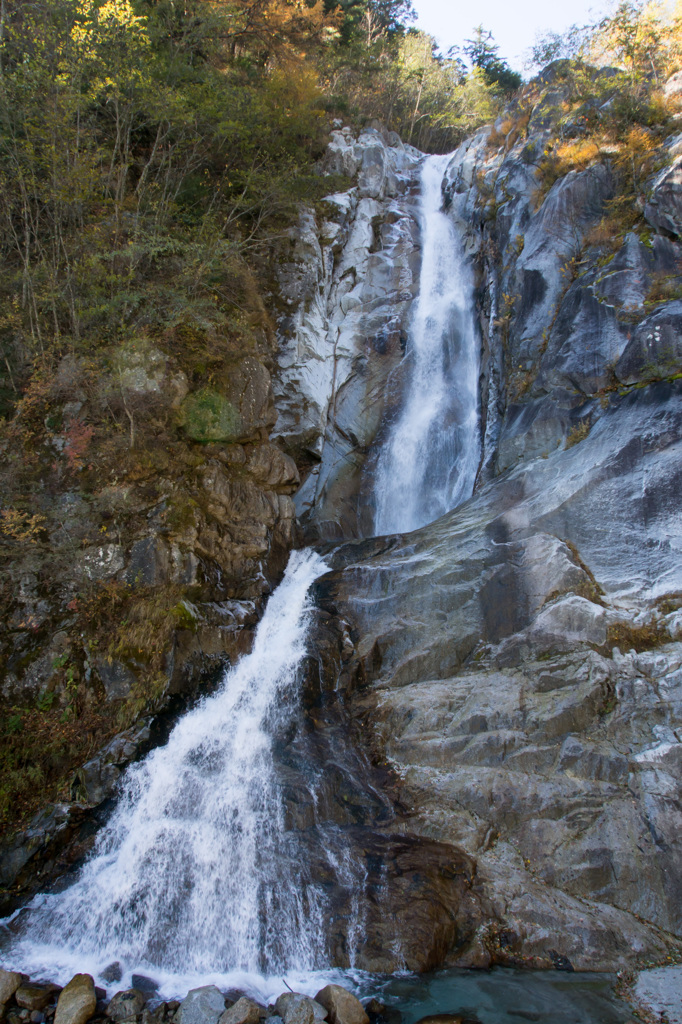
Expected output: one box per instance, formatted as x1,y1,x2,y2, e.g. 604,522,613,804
0,268,302,893
285,68,682,969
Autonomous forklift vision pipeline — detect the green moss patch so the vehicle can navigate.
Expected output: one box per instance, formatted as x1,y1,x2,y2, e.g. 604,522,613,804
180,388,243,442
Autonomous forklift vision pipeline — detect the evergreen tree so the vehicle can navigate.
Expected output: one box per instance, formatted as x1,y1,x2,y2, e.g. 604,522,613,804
464,25,522,93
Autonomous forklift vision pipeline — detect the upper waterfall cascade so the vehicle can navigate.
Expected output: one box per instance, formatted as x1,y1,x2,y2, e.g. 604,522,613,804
373,153,480,535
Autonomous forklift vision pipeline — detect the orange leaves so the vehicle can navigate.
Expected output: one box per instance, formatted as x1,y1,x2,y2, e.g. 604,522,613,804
63,418,95,473
205,0,339,67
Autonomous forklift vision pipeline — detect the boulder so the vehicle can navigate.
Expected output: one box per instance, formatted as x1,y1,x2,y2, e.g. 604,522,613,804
274,994,325,1024
130,977,158,997
218,998,265,1024
100,964,123,985
115,340,168,396
0,971,22,1006
176,988,226,1024
15,985,60,1011
53,975,96,1024
79,544,125,583
314,988,368,1024
106,989,148,1021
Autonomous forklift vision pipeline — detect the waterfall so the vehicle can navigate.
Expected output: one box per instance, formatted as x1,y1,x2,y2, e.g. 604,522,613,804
1,149,482,1000
1,550,335,997
373,153,480,535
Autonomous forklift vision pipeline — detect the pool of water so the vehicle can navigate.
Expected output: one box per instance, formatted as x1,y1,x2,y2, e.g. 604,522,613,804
365,968,632,1024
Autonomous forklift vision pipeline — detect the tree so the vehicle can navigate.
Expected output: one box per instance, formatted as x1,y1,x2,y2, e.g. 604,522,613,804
464,25,522,94
526,24,592,70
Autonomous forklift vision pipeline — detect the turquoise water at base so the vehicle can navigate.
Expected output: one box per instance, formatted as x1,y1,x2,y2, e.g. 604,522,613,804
366,968,631,1024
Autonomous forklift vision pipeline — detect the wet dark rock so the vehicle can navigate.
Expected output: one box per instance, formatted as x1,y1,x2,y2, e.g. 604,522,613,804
548,950,574,972
106,990,148,1022
99,967,122,986
15,988,60,1013
129,980,158,998
71,721,152,805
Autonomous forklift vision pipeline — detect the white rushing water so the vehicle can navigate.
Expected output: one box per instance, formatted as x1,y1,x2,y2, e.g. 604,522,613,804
1,550,342,1000
373,153,480,535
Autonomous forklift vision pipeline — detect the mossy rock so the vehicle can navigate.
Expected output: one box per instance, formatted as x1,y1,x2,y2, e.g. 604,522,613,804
180,389,243,442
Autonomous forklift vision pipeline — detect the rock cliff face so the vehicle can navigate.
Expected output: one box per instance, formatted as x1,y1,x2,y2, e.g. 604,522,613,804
272,127,422,538
277,72,682,969
3,67,682,979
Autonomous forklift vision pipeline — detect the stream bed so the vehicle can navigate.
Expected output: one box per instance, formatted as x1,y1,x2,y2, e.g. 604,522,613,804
365,968,631,1024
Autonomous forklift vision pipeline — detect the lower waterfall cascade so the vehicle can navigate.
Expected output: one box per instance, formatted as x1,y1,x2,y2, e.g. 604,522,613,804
0,551,348,998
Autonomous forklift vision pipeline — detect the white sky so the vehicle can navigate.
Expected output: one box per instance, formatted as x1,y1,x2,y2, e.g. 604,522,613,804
411,0,614,71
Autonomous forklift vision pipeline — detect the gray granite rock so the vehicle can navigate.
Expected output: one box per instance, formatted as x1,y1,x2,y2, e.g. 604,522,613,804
176,988,225,1024
633,965,682,1023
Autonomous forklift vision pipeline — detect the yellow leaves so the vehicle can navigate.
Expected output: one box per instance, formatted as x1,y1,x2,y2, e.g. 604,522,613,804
555,139,602,171
534,139,602,202
590,0,681,82
0,509,47,543
621,124,657,155
70,0,149,63
98,0,146,29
